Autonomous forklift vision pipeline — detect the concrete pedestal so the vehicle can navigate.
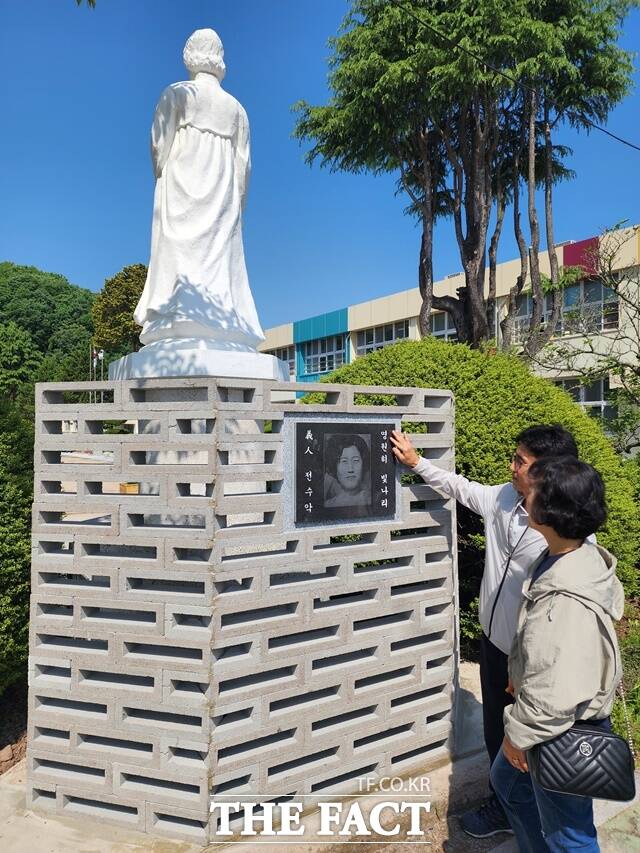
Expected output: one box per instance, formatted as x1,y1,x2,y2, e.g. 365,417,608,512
108,341,289,382
26,376,457,844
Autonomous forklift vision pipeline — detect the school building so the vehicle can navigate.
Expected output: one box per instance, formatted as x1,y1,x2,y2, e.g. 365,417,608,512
259,225,640,419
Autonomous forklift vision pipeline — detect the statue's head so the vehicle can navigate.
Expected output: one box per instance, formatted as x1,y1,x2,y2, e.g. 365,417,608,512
183,29,226,81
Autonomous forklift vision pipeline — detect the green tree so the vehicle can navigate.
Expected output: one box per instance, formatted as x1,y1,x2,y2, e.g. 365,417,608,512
508,0,633,359
0,262,95,692
531,224,640,453
294,0,634,348
0,322,42,400
0,399,34,694
0,262,94,357
92,263,147,354
35,342,93,385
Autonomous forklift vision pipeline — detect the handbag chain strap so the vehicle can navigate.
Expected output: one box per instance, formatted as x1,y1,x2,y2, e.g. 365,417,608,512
617,679,636,760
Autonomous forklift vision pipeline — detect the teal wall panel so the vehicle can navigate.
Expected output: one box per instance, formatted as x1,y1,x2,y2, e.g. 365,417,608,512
295,343,305,379
293,308,348,344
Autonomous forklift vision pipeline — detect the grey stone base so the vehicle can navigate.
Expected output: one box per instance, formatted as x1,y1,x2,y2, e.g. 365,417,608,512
108,343,289,381
27,376,457,843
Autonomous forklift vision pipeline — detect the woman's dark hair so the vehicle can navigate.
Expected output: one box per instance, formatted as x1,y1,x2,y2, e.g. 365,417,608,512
515,424,578,460
528,456,607,540
325,433,370,480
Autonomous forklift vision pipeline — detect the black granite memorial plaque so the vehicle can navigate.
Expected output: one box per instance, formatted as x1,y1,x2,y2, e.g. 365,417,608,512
295,421,396,524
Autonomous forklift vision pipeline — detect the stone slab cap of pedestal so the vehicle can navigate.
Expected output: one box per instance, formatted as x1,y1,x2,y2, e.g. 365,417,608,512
108,339,289,381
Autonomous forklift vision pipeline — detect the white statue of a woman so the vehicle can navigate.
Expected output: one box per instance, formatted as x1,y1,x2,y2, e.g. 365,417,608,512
134,28,263,350
110,29,286,380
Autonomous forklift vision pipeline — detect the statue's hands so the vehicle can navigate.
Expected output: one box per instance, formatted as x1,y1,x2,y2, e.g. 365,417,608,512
391,430,420,469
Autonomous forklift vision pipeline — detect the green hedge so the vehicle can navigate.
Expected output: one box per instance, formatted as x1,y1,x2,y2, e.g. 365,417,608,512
612,603,640,751
0,399,34,695
304,339,640,636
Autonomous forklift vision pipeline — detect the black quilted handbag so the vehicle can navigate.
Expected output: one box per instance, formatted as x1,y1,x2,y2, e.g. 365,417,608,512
528,607,636,801
528,721,636,801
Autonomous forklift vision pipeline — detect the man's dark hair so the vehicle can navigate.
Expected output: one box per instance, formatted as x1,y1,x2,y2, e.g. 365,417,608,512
528,456,607,540
515,424,578,460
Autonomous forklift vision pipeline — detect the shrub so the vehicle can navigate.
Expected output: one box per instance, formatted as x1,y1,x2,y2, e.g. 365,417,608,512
612,600,640,751
0,399,34,695
622,455,640,506
305,338,640,654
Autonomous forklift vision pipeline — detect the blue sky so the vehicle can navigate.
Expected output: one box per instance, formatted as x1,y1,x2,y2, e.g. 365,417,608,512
0,0,638,330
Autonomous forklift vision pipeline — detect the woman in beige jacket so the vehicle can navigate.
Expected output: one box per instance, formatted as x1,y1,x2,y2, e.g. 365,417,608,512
490,456,623,852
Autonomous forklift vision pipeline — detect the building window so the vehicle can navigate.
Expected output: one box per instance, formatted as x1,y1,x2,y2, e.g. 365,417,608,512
431,311,457,341
355,320,409,356
513,281,618,343
269,345,295,376
513,292,561,343
562,280,619,334
302,334,346,375
554,377,617,421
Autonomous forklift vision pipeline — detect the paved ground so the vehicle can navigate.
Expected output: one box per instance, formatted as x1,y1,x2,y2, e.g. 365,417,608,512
0,751,494,853
3,755,638,852
598,802,640,852
490,782,640,853
2,661,636,851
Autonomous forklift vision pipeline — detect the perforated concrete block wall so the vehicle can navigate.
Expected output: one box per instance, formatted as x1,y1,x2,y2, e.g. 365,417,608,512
26,377,457,844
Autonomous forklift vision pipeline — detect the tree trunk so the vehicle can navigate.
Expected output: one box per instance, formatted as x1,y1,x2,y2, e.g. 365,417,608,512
419,216,467,340
487,176,505,339
466,101,491,346
440,98,491,347
501,124,528,350
417,131,436,337
523,89,543,359
534,98,562,349
544,101,559,291
418,219,433,337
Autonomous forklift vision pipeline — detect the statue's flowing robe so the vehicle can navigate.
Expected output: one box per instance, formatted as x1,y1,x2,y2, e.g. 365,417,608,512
134,76,265,349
